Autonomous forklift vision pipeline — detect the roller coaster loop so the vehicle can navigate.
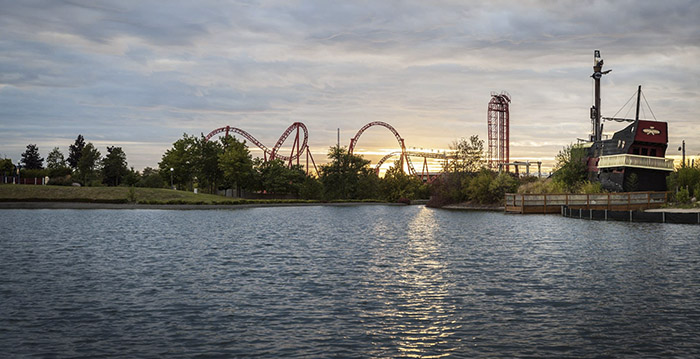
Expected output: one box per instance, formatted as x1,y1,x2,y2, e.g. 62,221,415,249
204,122,318,176
348,121,417,175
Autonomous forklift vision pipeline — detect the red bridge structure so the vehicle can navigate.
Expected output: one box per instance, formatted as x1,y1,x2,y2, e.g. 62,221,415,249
205,122,318,175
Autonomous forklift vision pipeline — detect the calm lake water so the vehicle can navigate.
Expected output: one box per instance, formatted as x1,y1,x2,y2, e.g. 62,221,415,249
1,205,700,358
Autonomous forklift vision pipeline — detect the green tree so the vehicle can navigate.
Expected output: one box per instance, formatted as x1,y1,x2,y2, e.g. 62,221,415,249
67,134,85,169
319,146,377,200
552,144,587,192
46,147,72,178
218,135,254,196
380,161,424,202
21,144,44,169
159,134,198,190
46,147,66,169
464,169,495,204
77,143,101,185
137,167,165,188
449,135,484,174
196,135,223,193
487,171,519,203
254,159,307,196
102,146,128,186
299,176,323,200
1,158,14,178
122,167,140,187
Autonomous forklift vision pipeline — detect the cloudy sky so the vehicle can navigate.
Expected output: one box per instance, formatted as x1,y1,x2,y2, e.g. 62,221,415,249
1,0,698,172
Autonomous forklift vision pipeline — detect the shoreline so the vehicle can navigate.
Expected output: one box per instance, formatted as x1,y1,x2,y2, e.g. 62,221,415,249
441,202,504,212
0,201,407,210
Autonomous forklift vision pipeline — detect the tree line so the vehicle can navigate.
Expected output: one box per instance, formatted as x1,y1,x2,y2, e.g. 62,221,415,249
157,133,429,201
2,133,432,202
11,132,661,206
2,135,139,187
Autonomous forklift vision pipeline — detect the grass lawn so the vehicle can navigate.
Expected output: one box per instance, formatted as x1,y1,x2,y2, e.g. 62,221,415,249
0,184,319,205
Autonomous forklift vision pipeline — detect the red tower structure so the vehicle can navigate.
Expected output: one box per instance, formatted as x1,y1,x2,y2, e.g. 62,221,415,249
487,92,511,171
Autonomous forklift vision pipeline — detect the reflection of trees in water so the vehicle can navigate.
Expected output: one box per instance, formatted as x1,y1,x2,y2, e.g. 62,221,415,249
362,207,463,357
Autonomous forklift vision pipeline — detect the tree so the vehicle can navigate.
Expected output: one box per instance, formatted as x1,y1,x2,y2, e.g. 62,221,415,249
319,146,378,200
159,134,198,190
196,135,223,193
21,144,44,169
299,176,323,200
488,171,519,200
68,134,85,169
380,160,424,202
46,147,67,169
449,135,484,174
102,146,128,186
552,144,587,192
254,159,306,195
77,143,101,185
0,158,13,177
46,147,72,178
218,135,254,196
137,167,165,188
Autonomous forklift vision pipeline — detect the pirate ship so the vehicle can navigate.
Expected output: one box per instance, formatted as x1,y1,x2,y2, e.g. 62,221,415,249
583,50,674,192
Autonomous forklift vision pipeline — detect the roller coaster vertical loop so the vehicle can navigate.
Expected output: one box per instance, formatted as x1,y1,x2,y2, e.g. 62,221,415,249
348,121,416,175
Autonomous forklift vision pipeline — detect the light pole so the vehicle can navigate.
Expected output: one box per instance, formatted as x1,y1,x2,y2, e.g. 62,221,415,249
678,140,686,167
16,161,21,185
170,167,174,189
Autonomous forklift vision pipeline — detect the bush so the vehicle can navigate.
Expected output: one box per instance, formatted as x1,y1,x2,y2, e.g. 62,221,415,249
47,175,75,186
518,178,567,194
578,181,604,194
427,173,465,207
676,187,690,204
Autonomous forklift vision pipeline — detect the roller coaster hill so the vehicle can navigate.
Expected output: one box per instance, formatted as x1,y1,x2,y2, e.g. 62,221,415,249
204,121,455,181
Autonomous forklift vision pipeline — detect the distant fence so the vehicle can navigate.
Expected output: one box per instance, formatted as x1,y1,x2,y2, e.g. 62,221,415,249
2,176,46,185
505,192,668,214
563,207,700,225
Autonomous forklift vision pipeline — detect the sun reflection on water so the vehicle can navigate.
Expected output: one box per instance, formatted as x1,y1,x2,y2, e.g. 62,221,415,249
363,207,462,357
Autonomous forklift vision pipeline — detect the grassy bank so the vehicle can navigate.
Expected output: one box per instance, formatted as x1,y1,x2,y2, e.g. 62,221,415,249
0,185,325,205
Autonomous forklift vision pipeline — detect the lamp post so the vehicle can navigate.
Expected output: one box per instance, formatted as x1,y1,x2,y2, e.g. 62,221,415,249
678,140,686,167
170,167,174,190
16,162,21,185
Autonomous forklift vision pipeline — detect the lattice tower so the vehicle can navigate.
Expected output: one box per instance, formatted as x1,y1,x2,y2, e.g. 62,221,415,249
487,92,511,171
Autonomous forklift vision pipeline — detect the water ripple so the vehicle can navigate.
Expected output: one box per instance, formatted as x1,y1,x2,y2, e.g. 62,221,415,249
1,207,700,357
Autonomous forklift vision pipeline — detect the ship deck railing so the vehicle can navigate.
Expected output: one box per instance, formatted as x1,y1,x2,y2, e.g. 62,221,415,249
504,192,668,214
597,154,675,171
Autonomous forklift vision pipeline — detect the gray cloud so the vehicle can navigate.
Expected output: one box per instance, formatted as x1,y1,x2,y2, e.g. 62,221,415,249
1,0,699,170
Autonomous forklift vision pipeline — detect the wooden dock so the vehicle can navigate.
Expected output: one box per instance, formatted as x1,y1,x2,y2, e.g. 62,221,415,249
504,192,668,214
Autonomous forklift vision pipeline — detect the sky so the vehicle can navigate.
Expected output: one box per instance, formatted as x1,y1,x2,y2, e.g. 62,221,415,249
1,0,699,173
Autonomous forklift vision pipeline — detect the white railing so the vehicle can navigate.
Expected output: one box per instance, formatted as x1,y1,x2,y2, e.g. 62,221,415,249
597,154,674,171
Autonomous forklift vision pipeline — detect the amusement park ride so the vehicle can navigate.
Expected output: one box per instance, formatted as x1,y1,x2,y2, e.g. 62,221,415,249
203,91,517,181
204,121,453,181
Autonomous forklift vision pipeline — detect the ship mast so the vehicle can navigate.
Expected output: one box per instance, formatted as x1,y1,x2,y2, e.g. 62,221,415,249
635,85,641,121
591,50,611,142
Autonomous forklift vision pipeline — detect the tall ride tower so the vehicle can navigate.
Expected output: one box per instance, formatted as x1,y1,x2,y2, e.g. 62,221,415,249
487,92,511,171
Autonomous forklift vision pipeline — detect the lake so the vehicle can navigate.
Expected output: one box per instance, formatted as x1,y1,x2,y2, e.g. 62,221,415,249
2,205,700,357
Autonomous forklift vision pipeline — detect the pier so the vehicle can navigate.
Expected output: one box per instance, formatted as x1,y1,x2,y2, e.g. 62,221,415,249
504,192,668,214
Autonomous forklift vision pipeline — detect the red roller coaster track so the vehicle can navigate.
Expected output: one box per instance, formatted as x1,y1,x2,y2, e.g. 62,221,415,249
348,121,417,175
375,150,452,181
205,122,318,175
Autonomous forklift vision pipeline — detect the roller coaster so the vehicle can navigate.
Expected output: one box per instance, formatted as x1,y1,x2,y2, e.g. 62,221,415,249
205,122,319,175
205,121,452,180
